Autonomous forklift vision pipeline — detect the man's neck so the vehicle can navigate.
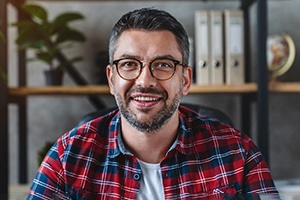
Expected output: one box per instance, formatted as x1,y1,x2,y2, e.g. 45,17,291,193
120,113,179,164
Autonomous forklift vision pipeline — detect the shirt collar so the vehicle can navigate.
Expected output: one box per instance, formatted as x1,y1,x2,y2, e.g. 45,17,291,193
107,107,194,158
174,107,197,155
107,112,135,158
107,112,122,158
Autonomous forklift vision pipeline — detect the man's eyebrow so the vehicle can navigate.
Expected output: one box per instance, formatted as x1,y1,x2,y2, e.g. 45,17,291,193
118,54,178,60
154,55,177,60
118,54,141,59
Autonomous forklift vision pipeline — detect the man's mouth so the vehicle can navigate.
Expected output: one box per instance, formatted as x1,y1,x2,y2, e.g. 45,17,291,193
133,96,160,102
127,87,167,107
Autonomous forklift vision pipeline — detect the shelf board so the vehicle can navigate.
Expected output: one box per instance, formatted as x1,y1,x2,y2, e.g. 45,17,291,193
269,82,300,93
8,85,111,96
189,83,257,94
8,83,257,97
8,82,300,97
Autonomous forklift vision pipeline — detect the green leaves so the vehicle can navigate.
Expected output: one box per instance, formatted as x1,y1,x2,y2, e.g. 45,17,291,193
53,12,84,27
56,56,83,70
56,28,86,44
22,4,48,24
14,22,45,49
52,12,85,44
12,3,86,70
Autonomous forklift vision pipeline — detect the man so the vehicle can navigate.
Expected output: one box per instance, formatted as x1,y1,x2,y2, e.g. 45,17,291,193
27,8,279,199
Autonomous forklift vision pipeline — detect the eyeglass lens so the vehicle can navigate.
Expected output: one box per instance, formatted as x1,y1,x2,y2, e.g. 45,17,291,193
116,58,177,80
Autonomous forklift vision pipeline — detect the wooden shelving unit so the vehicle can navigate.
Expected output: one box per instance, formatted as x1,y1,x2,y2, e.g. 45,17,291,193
8,83,257,96
268,82,300,93
9,85,112,96
9,82,300,97
0,0,281,199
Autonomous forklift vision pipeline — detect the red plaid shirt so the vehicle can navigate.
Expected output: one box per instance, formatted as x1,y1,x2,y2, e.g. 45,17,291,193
28,105,278,199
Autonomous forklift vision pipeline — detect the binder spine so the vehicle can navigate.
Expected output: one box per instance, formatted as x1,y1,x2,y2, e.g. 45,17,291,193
209,11,224,85
195,11,210,85
224,9,245,85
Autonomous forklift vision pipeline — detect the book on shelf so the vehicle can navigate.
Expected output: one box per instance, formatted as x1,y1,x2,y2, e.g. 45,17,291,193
209,10,224,85
224,9,245,85
195,10,210,85
194,9,245,86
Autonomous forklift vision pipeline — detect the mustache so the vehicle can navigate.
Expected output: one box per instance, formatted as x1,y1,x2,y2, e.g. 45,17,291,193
127,86,168,98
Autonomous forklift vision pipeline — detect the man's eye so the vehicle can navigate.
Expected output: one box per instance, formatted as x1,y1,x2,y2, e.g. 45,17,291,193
124,62,134,67
154,61,173,69
120,61,139,68
158,62,171,68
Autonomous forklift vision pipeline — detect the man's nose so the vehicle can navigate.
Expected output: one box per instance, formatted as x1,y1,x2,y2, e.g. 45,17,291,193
135,64,157,87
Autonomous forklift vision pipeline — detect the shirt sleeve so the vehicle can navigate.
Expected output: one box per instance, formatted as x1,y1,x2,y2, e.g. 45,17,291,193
27,140,68,200
242,138,278,194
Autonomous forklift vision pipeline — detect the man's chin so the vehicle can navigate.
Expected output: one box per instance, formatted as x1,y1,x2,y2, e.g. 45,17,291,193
135,107,151,114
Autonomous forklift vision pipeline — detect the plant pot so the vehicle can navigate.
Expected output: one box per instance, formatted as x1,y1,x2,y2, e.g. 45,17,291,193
44,70,64,85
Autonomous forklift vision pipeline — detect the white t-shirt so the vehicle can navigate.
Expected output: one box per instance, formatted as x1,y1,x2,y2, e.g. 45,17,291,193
137,159,165,200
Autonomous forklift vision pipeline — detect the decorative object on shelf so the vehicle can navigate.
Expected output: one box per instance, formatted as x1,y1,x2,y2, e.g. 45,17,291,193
267,33,296,80
12,3,86,85
44,70,64,85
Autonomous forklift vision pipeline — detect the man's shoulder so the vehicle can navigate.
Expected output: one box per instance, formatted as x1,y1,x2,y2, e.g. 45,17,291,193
178,105,248,142
178,105,253,158
179,105,233,128
65,109,120,143
55,109,120,160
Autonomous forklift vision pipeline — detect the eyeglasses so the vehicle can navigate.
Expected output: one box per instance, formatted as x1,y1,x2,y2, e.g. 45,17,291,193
112,57,183,81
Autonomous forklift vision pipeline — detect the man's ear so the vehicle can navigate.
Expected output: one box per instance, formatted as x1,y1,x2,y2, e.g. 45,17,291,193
106,65,115,95
182,66,192,96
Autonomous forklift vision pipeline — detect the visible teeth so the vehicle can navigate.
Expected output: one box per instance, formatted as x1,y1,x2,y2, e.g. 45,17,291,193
134,96,158,101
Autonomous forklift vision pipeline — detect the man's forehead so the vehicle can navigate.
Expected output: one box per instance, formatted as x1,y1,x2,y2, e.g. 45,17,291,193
114,30,181,59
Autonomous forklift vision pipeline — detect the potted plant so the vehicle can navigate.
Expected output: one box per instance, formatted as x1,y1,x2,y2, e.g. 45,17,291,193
12,3,86,85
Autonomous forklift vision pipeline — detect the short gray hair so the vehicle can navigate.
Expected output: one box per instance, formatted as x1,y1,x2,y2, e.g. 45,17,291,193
108,7,190,66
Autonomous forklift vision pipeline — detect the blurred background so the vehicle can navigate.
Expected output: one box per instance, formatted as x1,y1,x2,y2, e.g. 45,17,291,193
6,0,300,187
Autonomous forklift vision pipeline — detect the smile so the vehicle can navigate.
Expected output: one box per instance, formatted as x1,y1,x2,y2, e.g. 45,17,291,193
133,96,160,102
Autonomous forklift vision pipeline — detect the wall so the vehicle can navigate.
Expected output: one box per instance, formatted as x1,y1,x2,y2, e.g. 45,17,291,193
8,0,300,184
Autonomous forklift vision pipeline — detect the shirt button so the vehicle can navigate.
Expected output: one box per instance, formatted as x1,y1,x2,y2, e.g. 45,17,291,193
133,173,140,181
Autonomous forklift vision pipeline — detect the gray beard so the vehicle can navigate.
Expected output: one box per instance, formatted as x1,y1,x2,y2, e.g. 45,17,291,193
114,87,182,133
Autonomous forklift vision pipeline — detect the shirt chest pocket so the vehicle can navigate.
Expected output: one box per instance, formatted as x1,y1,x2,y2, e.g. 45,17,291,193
206,184,239,196
188,184,241,199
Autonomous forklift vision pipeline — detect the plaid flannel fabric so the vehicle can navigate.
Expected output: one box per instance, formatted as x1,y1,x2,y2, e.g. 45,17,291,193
27,106,278,199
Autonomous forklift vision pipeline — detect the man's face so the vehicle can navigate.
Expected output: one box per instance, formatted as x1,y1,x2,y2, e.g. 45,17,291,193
107,30,192,133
